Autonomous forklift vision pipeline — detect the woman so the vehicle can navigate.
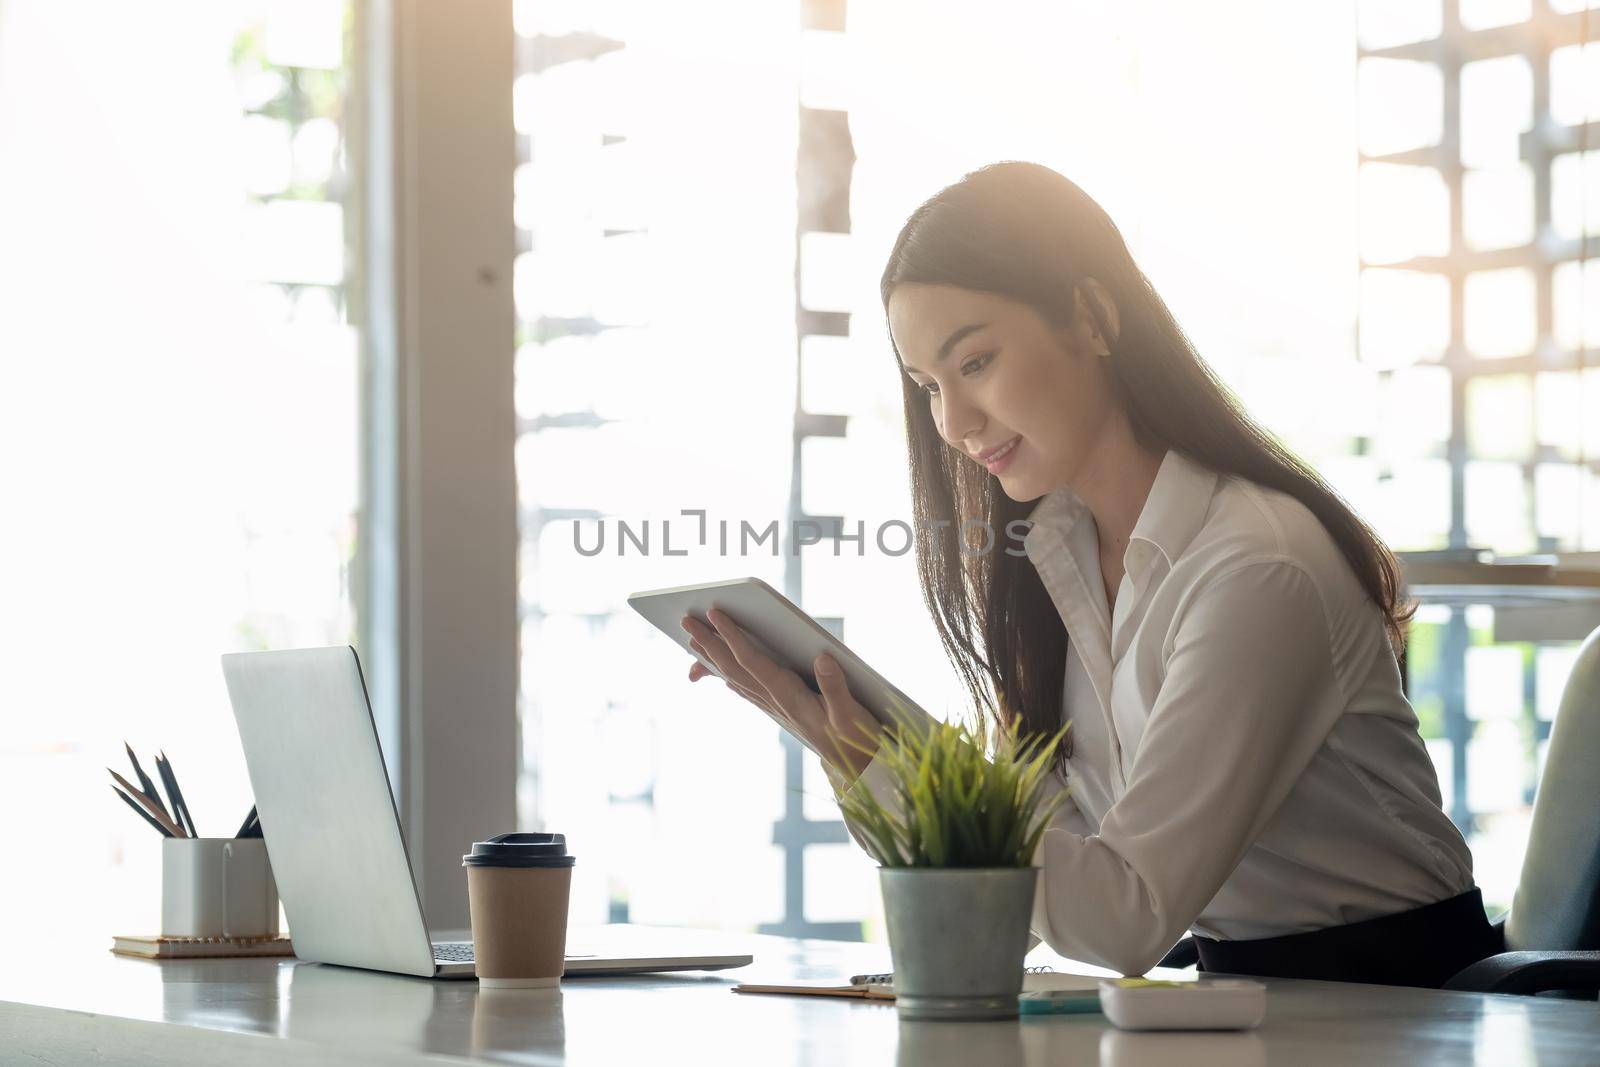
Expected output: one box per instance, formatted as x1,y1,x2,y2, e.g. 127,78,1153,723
679,161,1496,987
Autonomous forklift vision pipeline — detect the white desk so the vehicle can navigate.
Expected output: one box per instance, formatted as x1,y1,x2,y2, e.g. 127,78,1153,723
4,926,1598,1065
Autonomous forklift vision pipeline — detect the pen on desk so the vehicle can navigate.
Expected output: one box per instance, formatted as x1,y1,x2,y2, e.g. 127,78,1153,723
234,805,259,840
156,751,197,838
108,769,185,837
124,741,175,827
112,784,176,837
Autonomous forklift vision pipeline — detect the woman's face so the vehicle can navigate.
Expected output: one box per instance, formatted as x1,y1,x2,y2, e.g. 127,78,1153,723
887,282,1119,501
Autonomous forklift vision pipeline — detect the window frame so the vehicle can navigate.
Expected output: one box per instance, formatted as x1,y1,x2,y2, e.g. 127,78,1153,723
354,0,520,931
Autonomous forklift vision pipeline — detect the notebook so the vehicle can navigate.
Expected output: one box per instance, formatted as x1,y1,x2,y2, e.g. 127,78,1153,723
732,966,1103,1000
111,934,296,960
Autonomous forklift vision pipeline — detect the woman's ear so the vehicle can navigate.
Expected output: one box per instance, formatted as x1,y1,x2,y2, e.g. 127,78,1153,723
1077,278,1120,353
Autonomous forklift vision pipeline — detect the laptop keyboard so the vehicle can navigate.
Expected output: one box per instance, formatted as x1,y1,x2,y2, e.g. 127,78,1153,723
432,941,475,962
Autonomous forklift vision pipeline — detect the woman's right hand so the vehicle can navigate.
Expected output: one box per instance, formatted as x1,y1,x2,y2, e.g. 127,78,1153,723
681,610,883,778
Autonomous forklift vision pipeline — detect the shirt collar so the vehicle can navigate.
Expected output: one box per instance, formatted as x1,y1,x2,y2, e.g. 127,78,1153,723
1125,449,1218,575
1021,449,1218,583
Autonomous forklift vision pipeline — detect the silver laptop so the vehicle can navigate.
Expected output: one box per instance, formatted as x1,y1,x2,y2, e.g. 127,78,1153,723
220,645,752,979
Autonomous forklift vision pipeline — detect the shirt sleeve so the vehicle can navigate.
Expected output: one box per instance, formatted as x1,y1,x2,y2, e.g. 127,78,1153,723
1027,559,1347,975
1020,769,1093,955
824,749,903,858
821,695,942,855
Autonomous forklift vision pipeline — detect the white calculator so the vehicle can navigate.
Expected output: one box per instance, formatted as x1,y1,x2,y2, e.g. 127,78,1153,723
1099,978,1267,1031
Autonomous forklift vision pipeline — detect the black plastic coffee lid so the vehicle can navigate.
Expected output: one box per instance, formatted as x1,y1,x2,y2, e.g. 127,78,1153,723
462,832,576,868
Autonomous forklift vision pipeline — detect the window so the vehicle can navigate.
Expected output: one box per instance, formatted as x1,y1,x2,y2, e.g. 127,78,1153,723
1356,0,1600,909
0,2,357,943
511,2,813,934
514,0,1512,941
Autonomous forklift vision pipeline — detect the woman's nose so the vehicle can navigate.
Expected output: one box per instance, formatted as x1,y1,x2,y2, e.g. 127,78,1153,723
937,392,984,448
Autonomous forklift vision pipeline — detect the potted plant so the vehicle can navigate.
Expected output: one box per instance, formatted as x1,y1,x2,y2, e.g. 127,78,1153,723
832,713,1070,1021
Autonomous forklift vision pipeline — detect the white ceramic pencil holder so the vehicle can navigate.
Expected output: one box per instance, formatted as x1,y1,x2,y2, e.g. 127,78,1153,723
161,837,280,939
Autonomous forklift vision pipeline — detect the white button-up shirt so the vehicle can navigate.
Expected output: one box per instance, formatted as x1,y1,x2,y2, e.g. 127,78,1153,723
832,449,1475,976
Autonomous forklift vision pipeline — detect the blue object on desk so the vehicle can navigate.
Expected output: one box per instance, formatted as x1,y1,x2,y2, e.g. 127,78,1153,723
1019,989,1101,1015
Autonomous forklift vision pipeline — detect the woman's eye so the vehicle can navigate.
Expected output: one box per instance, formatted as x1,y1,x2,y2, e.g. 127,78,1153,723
915,353,993,397
961,352,995,376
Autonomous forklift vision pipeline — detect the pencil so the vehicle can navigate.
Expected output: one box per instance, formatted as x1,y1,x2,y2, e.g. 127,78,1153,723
108,768,186,837
112,784,176,837
124,741,174,826
157,751,197,838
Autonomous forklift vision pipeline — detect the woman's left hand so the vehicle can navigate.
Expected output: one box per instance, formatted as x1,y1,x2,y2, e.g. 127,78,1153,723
682,607,883,779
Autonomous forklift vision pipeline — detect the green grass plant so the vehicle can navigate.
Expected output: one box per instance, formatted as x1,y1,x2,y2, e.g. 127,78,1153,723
830,712,1071,869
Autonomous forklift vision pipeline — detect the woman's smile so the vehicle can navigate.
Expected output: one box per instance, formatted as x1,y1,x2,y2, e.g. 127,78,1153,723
978,434,1022,474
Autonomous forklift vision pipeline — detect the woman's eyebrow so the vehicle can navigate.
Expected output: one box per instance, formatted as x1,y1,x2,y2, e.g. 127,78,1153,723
899,322,988,374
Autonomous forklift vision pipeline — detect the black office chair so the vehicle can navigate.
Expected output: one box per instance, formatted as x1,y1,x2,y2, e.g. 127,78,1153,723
1159,623,1600,996
1444,621,1600,995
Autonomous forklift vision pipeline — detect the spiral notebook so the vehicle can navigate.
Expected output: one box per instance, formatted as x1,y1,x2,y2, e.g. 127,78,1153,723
732,965,1101,1000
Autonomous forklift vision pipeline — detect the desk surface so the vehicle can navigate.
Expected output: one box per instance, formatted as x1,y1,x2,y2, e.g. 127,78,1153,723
5,925,1599,1066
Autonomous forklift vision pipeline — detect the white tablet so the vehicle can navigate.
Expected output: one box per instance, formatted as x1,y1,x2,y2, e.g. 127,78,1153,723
627,577,936,749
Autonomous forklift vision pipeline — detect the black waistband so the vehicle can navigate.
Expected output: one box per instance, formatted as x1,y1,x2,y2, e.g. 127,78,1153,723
1192,887,1502,988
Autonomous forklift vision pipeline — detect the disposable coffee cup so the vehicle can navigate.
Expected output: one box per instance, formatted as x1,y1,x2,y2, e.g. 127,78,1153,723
463,832,576,989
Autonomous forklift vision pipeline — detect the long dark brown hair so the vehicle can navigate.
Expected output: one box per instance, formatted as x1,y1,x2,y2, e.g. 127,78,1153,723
881,161,1413,761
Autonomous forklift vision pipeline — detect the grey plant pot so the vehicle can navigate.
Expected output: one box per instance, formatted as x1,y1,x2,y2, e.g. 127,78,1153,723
879,866,1039,1021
